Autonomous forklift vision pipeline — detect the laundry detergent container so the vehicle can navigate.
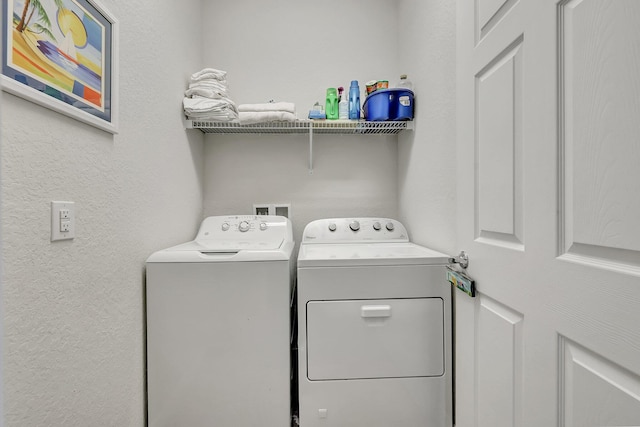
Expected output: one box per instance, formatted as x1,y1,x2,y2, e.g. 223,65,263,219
363,89,415,121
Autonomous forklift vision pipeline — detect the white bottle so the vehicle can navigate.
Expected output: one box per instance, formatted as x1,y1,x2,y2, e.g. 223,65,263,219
338,88,349,119
397,74,413,90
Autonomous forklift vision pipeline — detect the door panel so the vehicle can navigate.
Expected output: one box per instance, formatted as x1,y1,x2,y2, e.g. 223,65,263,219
476,37,524,249
560,337,640,427
477,0,520,41
476,296,523,427
457,0,640,426
559,0,640,271
306,298,444,380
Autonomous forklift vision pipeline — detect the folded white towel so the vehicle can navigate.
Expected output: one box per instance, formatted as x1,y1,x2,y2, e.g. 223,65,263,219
238,102,296,114
238,111,297,125
191,73,228,83
188,79,228,89
187,80,228,95
187,111,238,121
184,96,237,111
190,68,227,81
183,97,239,122
185,87,229,99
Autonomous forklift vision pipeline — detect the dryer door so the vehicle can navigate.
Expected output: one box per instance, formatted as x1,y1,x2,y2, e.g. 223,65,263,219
306,298,444,380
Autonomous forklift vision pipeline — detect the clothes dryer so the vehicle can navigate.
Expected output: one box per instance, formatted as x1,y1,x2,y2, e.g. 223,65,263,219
146,215,294,427
297,218,452,427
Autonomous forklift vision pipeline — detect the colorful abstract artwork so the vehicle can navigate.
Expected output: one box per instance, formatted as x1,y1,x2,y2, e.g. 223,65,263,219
2,0,117,133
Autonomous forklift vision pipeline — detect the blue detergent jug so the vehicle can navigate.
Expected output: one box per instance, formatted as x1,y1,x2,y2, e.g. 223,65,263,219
349,80,360,120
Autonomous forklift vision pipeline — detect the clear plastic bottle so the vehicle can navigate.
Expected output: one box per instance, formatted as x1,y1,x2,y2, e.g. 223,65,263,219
396,74,413,90
338,86,349,119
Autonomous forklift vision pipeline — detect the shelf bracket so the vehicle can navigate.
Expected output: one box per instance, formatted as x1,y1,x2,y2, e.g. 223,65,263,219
308,124,314,174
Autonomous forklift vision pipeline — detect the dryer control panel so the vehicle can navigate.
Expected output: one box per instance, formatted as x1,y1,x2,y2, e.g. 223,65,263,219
302,218,409,244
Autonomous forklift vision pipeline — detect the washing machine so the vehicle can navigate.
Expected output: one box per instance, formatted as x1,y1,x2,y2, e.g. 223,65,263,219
146,215,294,427
296,218,452,427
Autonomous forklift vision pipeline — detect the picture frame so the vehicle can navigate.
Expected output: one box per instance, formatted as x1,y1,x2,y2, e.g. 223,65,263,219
2,0,119,134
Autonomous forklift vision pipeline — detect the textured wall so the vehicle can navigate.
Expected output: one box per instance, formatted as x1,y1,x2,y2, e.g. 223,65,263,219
200,0,400,242
1,0,204,425
397,0,457,255
1,0,457,424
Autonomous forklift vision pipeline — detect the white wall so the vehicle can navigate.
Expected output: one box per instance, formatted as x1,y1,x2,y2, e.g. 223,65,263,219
397,0,457,255
1,0,457,424
1,0,204,425
201,0,401,242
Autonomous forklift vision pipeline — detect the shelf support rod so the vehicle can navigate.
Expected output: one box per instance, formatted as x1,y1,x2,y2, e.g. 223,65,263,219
308,123,314,174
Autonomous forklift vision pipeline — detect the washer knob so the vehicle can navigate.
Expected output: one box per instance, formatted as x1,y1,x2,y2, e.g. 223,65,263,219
349,220,360,232
260,222,267,231
328,223,337,232
373,222,382,231
238,221,250,232
386,222,395,231
221,222,230,231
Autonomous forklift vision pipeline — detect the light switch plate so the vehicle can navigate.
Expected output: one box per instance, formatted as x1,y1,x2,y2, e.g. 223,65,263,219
51,201,75,241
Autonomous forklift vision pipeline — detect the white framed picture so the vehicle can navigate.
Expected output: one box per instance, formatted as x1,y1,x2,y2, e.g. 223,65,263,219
2,0,119,133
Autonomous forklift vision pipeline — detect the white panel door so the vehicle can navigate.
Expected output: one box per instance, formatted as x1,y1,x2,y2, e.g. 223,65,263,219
456,1,640,426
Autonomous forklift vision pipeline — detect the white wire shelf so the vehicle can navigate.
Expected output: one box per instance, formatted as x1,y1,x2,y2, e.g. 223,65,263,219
185,119,414,134
184,119,414,173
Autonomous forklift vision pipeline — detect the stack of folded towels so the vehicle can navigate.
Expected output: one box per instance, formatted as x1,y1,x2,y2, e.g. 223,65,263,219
238,102,297,125
183,68,239,121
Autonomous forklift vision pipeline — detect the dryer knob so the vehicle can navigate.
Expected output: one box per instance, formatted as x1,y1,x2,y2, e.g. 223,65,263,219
386,222,395,231
373,222,382,231
221,222,230,231
349,220,360,232
239,221,250,232
328,223,337,232
260,222,267,231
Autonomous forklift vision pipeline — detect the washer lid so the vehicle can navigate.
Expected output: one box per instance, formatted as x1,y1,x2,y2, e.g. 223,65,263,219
297,242,449,267
146,215,294,263
165,239,284,252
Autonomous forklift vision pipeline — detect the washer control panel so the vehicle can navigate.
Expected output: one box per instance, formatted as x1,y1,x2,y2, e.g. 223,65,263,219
302,218,409,243
195,215,290,243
